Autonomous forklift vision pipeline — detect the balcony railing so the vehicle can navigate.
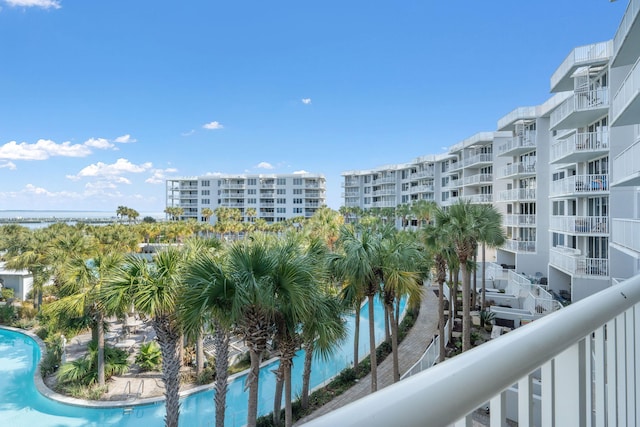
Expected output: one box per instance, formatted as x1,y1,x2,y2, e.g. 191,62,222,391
410,169,435,179
306,273,640,427
372,176,396,184
497,106,538,131
613,137,640,186
409,184,434,193
503,239,536,253
460,194,492,204
443,179,461,189
549,174,609,197
549,215,609,235
462,173,492,186
549,247,609,277
611,218,640,254
503,214,536,227
550,131,609,163
550,41,612,92
463,153,493,167
611,54,640,126
498,162,536,179
371,201,397,208
550,88,610,130
372,189,396,196
496,133,537,157
497,188,536,202
343,180,360,187
613,0,640,65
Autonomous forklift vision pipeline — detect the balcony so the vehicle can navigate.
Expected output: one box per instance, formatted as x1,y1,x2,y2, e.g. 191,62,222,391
611,218,640,254
613,137,640,186
550,247,609,277
372,176,396,184
497,106,538,131
221,183,245,189
550,131,609,164
409,184,434,193
612,0,640,67
372,189,396,196
503,239,536,253
462,173,492,186
549,174,609,198
463,153,493,167
371,201,397,208
550,41,612,92
342,180,360,187
410,169,435,179
443,179,461,190
503,214,536,227
496,132,537,157
497,188,536,202
549,215,609,235
611,55,640,126
460,194,492,204
498,162,536,180
549,88,609,130
306,274,640,427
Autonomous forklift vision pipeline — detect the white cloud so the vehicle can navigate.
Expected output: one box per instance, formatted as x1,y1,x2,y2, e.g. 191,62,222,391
84,137,114,150
69,158,153,181
0,139,92,160
4,0,61,9
181,129,195,137
301,98,312,105
0,161,16,170
256,162,274,170
114,134,136,143
146,167,178,184
203,121,224,130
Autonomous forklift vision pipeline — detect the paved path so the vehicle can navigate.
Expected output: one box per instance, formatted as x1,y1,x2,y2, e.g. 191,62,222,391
296,285,440,425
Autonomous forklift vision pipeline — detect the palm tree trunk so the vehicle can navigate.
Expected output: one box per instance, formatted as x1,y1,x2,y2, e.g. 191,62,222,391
96,311,105,387
246,349,261,427
213,322,229,427
461,262,472,352
273,363,284,427
471,254,478,309
154,318,181,427
481,244,487,312
384,305,391,343
388,301,400,382
367,294,378,392
284,360,293,427
353,302,360,370
301,340,314,410
195,329,204,376
438,280,445,362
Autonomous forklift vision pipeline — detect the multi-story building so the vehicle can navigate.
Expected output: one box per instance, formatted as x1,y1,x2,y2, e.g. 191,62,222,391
341,3,640,305
166,173,326,223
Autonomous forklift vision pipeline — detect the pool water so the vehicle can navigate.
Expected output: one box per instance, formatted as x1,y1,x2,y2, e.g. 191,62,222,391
0,296,404,426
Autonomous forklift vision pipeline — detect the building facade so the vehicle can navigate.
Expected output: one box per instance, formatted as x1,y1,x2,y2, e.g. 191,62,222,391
342,1,640,302
166,173,326,224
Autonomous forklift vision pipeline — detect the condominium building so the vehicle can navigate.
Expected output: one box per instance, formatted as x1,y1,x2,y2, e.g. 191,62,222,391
166,173,326,223
341,2,640,303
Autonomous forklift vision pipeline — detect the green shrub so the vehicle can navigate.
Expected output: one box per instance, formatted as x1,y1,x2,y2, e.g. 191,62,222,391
0,304,16,324
57,340,129,386
1,288,15,301
135,341,162,372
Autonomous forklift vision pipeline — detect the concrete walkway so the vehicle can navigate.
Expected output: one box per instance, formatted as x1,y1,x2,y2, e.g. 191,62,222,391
296,285,440,425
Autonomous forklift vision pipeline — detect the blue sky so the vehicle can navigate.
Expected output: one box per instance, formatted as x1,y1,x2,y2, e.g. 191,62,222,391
0,0,627,212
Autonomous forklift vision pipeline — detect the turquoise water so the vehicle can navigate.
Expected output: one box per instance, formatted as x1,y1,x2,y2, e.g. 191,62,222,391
0,296,404,426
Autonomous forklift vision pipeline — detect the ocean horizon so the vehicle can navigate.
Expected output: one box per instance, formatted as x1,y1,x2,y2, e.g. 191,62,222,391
0,210,166,220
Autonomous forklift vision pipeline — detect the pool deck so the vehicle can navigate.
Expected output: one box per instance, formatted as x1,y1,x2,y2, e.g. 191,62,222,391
296,285,441,425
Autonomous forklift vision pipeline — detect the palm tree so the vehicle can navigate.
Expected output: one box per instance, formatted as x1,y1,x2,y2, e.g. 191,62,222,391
436,200,483,352
102,248,186,427
395,203,411,230
475,204,506,316
411,199,437,227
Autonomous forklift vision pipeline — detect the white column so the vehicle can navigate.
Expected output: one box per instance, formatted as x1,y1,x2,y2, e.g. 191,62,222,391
594,327,606,426
518,374,533,427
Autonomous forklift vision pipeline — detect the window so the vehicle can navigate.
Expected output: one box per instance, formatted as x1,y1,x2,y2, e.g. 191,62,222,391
293,178,303,185
293,198,303,204
276,207,286,214
201,190,210,196
277,198,286,204
277,178,286,185
201,180,210,187
293,189,303,195
247,179,257,186
293,208,303,214
201,199,210,205
364,187,371,194
247,189,256,195
247,198,256,204
277,188,286,195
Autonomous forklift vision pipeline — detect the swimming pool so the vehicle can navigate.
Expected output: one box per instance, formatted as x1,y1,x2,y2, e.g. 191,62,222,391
0,296,404,426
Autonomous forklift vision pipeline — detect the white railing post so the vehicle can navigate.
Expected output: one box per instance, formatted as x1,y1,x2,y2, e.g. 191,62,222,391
490,391,508,427
518,374,534,427
541,361,555,427
553,340,587,427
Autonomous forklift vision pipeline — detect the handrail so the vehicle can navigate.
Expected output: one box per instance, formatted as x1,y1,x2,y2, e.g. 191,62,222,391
135,380,144,398
302,274,640,427
124,380,131,398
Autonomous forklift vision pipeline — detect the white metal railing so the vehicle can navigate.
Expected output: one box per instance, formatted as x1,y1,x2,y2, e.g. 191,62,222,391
549,174,609,197
411,169,435,179
550,131,609,163
611,218,640,253
373,176,396,184
409,184,434,193
463,153,493,167
549,247,609,277
304,274,640,427
503,214,536,227
612,54,640,125
499,162,536,179
460,194,492,204
401,318,451,380
549,215,609,234
550,41,612,91
443,179,461,189
613,137,640,185
462,173,492,185
503,239,536,253
372,189,396,196
371,201,397,208
496,132,537,156
497,188,536,202
613,0,639,60
497,107,538,130
550,88,610,129
486,262,508,281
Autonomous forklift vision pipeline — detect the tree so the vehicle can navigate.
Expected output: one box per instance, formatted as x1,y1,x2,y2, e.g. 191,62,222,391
164,206,184,221
412,199,437,228
475,204,506,317
102,248,186,427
